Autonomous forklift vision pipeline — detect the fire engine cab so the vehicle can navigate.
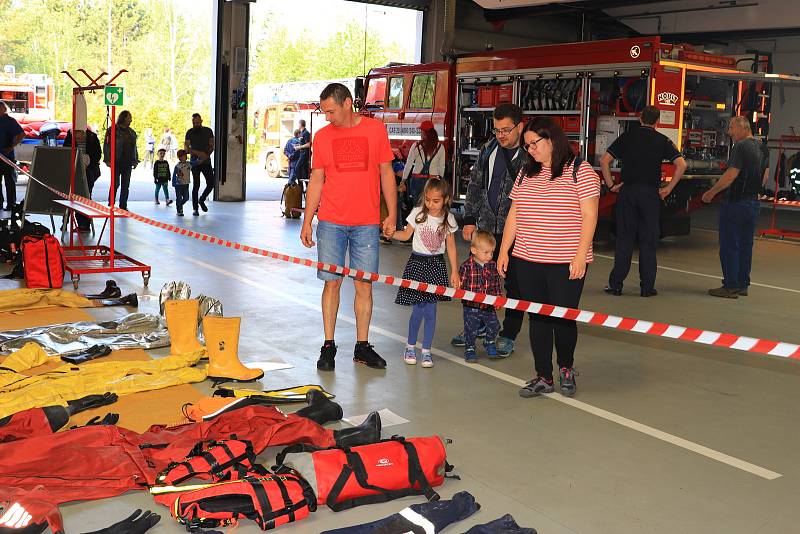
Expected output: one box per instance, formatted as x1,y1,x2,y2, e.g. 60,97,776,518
362,37,800,236
0,71,55,123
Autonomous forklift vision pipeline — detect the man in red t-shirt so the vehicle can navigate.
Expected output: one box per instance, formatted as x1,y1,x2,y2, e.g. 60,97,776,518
300,83,397,372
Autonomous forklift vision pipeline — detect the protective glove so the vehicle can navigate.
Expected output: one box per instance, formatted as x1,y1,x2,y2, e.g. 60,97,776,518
80,509,160,534
60,345,112,365
65,393,118,416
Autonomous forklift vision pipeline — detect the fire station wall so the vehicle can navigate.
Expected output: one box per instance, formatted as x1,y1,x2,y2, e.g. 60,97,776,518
422,0,581,61
212,0,248,202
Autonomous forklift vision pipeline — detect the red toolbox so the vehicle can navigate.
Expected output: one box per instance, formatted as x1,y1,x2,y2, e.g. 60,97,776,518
562,115,581,133
477,86,497,107
497,84,513,104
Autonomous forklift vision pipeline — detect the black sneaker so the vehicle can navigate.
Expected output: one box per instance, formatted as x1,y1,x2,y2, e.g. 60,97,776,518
353,343,387,369
199,199,208,212
317,343,336,371
640,288,658,297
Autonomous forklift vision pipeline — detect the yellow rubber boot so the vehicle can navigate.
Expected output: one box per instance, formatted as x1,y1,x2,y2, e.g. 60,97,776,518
204,316,264,383
164,299,204,355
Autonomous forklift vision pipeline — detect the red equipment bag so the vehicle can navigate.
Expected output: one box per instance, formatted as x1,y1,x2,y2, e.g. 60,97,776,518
274,436,452,512
21,234,64,288
161,473,316,531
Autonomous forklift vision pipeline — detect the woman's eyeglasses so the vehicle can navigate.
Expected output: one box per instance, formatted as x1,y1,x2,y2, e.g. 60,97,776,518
523,137,546,151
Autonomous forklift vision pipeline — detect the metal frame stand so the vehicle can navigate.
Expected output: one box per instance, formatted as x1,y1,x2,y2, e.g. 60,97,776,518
58,69,151,288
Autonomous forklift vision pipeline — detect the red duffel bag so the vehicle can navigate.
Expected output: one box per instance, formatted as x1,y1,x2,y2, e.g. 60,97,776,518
21,234,64,288
274,435,453,512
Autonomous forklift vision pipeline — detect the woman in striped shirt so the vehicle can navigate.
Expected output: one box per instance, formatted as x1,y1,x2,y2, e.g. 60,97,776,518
497,117,599,398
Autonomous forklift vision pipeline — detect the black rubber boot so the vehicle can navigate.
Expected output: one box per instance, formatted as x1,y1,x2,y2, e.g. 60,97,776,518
333,411,381,448
85,280,121,300
295,389,343,425
60,344,112,364
99,293,138,307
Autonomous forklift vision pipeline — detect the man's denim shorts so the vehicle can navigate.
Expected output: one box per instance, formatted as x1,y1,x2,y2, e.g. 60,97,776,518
316,221,380,281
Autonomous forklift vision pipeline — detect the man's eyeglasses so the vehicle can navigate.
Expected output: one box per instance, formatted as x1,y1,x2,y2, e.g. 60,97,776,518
491,124,519,137
523,137,546,151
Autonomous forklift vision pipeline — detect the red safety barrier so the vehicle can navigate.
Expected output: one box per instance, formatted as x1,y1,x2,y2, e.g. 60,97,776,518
3,153,799,360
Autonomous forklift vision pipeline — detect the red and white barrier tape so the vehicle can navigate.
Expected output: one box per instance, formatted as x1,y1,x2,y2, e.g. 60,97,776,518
761,197,800,208
4,153,800,360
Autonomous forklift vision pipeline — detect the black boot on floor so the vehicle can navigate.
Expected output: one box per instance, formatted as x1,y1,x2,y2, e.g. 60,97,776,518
85,280,121,300
295,389,343,425
333,411,381,447
99,293,138,308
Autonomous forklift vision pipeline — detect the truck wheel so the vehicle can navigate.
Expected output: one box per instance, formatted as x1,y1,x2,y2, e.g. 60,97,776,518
266,153,280,178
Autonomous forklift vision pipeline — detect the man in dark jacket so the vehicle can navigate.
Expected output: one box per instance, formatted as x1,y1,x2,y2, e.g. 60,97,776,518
453,103,525,356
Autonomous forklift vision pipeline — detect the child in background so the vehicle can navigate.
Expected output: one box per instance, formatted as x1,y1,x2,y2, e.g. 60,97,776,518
172,149,192,216
459,230,503,363
153,149,173,206
393,179,460,368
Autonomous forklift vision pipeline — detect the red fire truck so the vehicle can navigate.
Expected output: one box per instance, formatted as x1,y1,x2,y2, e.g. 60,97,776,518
0,71,55,123
361,37,800,236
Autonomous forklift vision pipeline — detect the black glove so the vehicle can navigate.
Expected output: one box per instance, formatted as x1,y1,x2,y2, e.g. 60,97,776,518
69,413,119,430
66,393,119,416
80,510,160,534
85,413,120,426
60,345,112,364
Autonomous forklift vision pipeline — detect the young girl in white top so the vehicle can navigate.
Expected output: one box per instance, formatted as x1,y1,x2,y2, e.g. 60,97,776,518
393,178,459,368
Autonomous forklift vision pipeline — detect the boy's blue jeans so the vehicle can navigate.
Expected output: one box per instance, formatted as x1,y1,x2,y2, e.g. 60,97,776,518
718,199,760,290
174,185,190,210
463,306,500,348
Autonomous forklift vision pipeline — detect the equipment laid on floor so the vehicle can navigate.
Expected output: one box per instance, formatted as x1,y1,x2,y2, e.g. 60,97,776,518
58,69,151,289
0,343,205,419
83,280,121,299
0,393,118,443
203,316,264,384
150,439,316,532
213,384,334,404
463,514,538,534
275,434,451,511
0,313,169,355
185,389,342,425
320,490,481,534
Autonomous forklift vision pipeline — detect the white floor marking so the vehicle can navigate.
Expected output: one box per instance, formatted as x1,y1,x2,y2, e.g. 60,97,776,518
126,232,781,481
593,254,800,294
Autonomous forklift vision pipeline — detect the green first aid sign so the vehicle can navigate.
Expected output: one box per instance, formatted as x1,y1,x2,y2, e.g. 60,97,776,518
104,86,124,106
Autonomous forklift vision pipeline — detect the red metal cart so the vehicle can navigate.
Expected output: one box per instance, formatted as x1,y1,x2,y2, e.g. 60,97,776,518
59,69,151,289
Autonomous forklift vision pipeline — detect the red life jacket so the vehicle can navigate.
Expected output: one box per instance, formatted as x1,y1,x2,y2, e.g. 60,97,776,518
21,234,64,289
275,436,453,512
151,439,315,531
154,439,256,487
165,473,316,531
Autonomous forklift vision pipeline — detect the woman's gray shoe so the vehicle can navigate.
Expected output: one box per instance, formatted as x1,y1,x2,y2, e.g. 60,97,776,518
519,377,554,398
559,367,578,397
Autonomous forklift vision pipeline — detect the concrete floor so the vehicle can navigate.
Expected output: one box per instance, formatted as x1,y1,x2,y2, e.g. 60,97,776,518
3,197,800,534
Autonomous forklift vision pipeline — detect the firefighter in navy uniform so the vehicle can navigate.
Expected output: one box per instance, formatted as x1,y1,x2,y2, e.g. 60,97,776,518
600,105,687,297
